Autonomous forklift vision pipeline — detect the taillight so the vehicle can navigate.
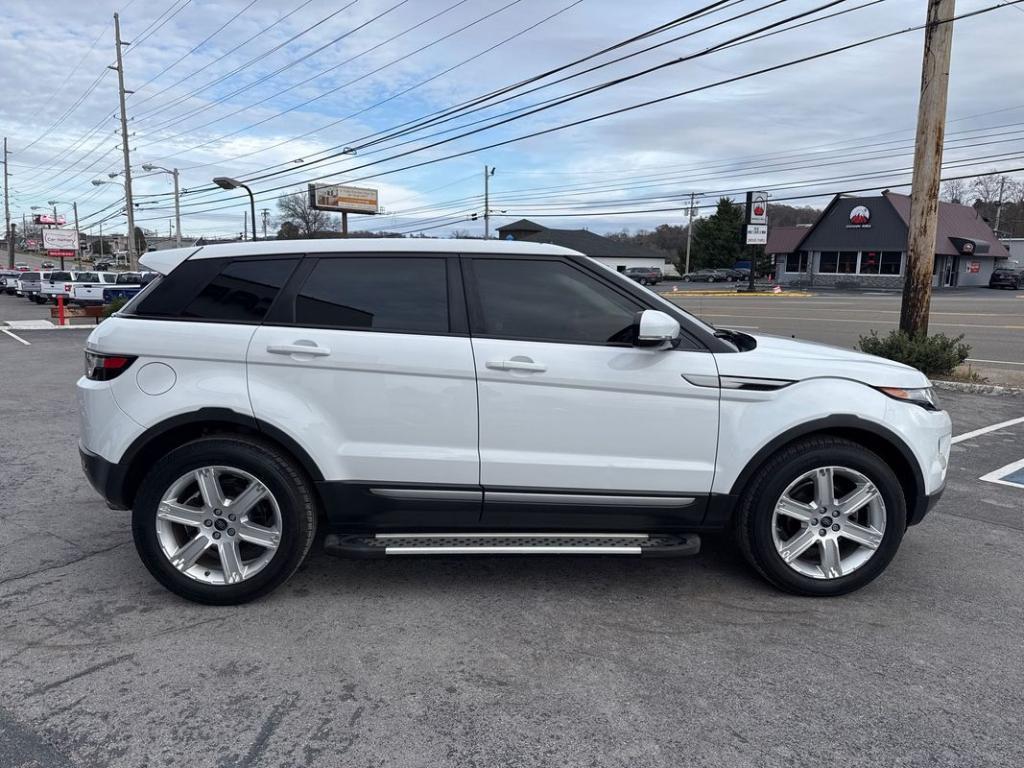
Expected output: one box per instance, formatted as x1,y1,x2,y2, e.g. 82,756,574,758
84,351,137,381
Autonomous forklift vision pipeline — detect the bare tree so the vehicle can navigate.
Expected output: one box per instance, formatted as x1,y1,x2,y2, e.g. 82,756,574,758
940,178,967,204
276,192,337,236
971,172,1007,205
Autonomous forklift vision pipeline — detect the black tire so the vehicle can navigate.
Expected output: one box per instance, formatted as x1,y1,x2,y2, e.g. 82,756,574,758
682,276,691,282
132,436,318,605
734,436,906,596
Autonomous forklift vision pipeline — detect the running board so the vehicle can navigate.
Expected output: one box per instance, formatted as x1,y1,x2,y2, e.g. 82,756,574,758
323,532,700,559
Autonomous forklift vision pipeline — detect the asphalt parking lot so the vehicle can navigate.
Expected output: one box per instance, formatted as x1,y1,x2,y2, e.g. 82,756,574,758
2,328,1023,767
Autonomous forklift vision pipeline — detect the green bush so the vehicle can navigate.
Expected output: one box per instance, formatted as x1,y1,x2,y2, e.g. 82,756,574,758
102,297,129,318
857,330,970,376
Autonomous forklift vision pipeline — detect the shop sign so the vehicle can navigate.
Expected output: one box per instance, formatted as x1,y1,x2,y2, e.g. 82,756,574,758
846,205,871,228
967,261,980,273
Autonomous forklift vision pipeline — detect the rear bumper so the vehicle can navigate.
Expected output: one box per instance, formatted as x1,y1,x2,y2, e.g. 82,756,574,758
79,443,129,510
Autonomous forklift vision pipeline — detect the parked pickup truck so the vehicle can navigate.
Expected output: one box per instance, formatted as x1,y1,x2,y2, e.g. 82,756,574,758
69,272,118,306
0,270,21,295
18,271,50,301
101,272,158,304
40,271,96,303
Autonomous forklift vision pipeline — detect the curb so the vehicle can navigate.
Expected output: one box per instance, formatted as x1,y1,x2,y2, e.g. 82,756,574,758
932,380,1024,398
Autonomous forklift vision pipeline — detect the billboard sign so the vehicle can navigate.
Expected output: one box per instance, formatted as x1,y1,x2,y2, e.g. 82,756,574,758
746,191,768,226
746,224,767,245
42,228,78,251
34,213,67,225
308,183,379,214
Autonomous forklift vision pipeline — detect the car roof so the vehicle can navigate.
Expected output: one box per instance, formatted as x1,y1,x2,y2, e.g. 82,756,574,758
140,238,584,275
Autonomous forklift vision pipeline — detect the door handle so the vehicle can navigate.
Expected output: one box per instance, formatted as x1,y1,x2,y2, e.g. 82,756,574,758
266,342,330,357
486,358,547,372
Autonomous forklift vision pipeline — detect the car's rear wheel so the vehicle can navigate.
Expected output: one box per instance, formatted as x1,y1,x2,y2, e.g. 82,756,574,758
132,437,317,605
734,437,906,596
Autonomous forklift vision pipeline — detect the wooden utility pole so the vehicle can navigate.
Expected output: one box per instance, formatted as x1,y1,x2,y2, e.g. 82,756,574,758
900,0,955,335
684,192,697,275
3,137,12,268
111,13,138,270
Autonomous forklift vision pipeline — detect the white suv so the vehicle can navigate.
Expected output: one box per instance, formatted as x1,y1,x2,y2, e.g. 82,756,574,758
78,240,951,604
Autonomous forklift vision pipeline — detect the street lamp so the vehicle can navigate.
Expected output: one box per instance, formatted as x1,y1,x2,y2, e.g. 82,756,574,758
91,178,133,266
213,177,257,241
142,164,181,247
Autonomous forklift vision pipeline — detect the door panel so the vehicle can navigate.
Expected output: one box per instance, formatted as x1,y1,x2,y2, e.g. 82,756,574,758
472,337,721,495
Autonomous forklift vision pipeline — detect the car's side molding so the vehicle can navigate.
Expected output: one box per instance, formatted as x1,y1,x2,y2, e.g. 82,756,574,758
716,414,927,526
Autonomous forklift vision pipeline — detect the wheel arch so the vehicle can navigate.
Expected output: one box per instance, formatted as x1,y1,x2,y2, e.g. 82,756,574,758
112,408,324,510
722,416,925,527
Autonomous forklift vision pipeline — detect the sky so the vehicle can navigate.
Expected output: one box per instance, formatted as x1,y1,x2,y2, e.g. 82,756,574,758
2,0,1023,241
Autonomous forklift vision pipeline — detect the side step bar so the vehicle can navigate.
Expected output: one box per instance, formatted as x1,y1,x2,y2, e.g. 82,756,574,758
323,532,700,559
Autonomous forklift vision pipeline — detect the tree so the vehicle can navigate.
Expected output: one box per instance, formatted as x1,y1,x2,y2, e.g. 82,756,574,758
276,191,337,236
971,172,1007,204
276,220,300,239
941,178,968,204
689,197,745,270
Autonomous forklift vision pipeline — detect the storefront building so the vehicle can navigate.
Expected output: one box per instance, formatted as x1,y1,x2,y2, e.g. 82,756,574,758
771,191,1009,288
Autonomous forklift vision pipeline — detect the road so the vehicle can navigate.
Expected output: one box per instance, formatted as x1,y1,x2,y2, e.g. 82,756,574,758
665,287,1024,384
1,331,1023,767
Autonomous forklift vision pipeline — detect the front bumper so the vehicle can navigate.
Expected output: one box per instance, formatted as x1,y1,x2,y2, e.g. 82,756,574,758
79,444,130,510
909,480,945,526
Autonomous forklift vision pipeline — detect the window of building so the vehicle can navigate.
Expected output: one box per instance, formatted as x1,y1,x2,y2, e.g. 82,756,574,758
785,251,809,273
469,258,639,345
837,251,858,274
818,251,839,273
859,251,882,274
879,251,902,275
295,257,448,334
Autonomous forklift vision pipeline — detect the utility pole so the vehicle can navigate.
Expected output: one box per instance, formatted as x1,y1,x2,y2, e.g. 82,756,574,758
900,0,955,336
111,13,138,270
72,201,80,269
172,167,181,247
243,210,248,241
3,137,12,268
684,192,697,275
993,175,1006,236
484,165,495,238
261,208,269,239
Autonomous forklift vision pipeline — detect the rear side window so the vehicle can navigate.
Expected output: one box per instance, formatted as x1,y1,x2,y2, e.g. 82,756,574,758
294,257,448,334
50,271,73,281
131,257,299,323
182,259,299,323
76,272,99,282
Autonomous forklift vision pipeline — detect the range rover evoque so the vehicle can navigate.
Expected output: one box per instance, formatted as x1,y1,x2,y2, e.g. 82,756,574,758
78,240,951,604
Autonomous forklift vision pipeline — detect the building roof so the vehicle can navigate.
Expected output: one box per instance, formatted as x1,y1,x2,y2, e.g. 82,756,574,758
765,226,811,255
496,219,665,261
882,191,1009,258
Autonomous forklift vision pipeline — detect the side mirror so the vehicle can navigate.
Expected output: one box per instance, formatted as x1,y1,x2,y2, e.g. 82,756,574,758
635,309,681,347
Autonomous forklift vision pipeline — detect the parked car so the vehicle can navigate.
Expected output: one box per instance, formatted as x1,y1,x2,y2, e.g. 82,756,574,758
623,266,663,285
40,270,85,303
101,272,158,304
681,268,728,282
79,240,951,605
70,272,119,306
0,270,21,294
17,271,49,301
724,268,750,281
14,262,29,271
94,260,113,271
988,268,1022,290
40,260,56,269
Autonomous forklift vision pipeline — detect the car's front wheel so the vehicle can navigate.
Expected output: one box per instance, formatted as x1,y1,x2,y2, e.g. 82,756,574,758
132,437,317,605
734,437,906,596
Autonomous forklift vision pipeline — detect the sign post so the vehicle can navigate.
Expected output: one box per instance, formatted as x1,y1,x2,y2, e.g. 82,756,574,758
308,183,379,236
744,191,768,291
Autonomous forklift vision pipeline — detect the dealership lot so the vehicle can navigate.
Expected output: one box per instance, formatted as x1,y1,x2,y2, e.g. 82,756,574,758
1,329,1022,767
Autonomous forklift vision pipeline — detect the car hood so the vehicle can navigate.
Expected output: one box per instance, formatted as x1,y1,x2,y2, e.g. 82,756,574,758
714,333,930,388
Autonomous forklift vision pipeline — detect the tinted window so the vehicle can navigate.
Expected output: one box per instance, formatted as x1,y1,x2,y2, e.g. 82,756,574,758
50,271,73,281
470,258,638,344
294,257,448,334
116,273,141,284
75,272,99,282
182,259,299,323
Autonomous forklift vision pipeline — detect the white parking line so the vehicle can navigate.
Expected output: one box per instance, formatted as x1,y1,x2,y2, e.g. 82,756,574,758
979,458,1024,489
1,329,30,345
951,416,1024,444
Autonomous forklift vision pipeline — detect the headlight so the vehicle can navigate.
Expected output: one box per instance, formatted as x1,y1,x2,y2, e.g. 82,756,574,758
878,386,940,411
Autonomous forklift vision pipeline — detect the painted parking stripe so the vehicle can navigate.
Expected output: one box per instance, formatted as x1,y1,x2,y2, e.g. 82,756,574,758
951,416,1024,445
1,329,30,345
979,458,1024,490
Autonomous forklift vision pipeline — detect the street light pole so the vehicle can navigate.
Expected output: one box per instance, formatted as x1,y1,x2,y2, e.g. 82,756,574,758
142,164,182,246
212,177,257,240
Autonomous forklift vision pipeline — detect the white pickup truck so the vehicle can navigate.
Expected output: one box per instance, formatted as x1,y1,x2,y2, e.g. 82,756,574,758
40,271,96,303
69,272,118,306
18,271,50,301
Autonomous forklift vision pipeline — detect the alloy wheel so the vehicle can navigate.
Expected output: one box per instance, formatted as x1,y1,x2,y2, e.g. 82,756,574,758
155,466,282,586
770,466,886,580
